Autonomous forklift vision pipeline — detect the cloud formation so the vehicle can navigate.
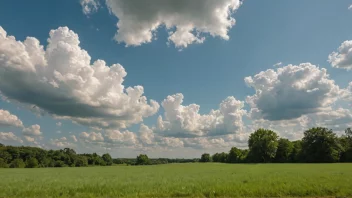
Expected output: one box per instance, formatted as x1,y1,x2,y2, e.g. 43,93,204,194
0,109,23,128
0,26,159,129
155,93,246,138
328,40,352,70
245,63,340,121
98,0,242,48
80,0,100,15
22,124,42,136
0,132,23,144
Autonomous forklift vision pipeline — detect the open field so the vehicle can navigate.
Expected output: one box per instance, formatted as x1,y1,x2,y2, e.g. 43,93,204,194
0,163,351,198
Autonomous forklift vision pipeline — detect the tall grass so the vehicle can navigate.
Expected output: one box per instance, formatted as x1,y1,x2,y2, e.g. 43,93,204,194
0,163,351,197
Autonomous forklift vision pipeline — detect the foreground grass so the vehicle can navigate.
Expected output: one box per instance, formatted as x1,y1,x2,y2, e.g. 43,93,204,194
0,163,351,198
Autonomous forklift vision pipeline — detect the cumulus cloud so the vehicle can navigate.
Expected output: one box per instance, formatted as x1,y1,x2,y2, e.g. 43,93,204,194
0,132,23,143
0,109,23,128
70,135,78,142
155,93,246,138
349,5,352,10
0,26,159,129
245,63,340,121
328,40,352,70
56,122,62,127
24,136,35,142
49,137,74,148
102,0,242,48
105,129,139,146
80,0,100,15
80,131,104,142
22,124,42,136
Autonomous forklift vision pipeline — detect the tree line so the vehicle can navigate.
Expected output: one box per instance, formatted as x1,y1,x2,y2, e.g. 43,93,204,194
0,143,198,168
1,127,351,168
200,127,352,163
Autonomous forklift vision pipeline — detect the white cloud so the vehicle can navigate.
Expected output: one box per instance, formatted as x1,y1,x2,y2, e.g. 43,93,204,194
0,26,159,129
80,0,100,15
103,0,242,48
0,132,23,143
328,40,352,70
56,122,62,127
273,62,282,67
70,135,78,142
245,63,341,121
349,5,352,10
49,137,74,148
22,124,42,136
104,129,139,146
0,109,23,128
24,136,35,142
80,131,104,142
155,93,246,138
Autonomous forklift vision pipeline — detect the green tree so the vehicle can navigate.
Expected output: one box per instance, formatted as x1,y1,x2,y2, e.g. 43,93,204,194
0,158,8,168
248,129,279,163
290,140,303,162
200,153,212,162
228,147,244,163
26,157,39,168
339,128,352,162
301,127,342,163
102,153,113,166
75,156,88,167
10,159,25,168
274,138,294,163
136,154,150,165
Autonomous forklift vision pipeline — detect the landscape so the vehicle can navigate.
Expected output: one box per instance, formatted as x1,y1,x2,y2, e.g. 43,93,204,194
1,0,352,197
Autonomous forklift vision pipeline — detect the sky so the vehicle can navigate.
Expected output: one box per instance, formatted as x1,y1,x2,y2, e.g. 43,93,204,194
0,0,351,158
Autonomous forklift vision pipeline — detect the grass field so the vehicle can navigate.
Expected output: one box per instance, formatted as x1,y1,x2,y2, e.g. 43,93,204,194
0,163,351,198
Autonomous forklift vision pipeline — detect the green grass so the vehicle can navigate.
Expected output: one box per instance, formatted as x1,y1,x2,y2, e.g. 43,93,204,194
0,163,351,198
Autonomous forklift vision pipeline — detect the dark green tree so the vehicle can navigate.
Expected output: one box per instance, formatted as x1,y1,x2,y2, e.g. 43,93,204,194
10,159,25,168
26,157,39,168
274,138,294,163
200,153,212,162
289,140,303,162
228,147,245,163
248,129,279,163
102,153,113,166
136,154,150,165
75,156,88,167
301,127,342,163
0,158,8,168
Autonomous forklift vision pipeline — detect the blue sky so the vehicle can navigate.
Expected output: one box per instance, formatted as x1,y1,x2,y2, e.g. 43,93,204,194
0,0,351,158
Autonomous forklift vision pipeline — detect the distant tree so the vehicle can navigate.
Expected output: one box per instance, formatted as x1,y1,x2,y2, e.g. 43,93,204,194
26,157,39,168
102,153,113,166
301,127,342,163
54,160,67,167
75,156,88,167
136,154,150,165
113,159,124,164
10,159,25,168
290,140,303,162
339,128,352,162
274,138,294,163
200,153,212,162
248,129,279,163
0,150,12,164
0,143,4,147
228,147,245,163
0,158,8,168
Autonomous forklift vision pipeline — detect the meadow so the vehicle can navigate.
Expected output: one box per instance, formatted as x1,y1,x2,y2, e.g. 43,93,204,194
0,163,351,198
